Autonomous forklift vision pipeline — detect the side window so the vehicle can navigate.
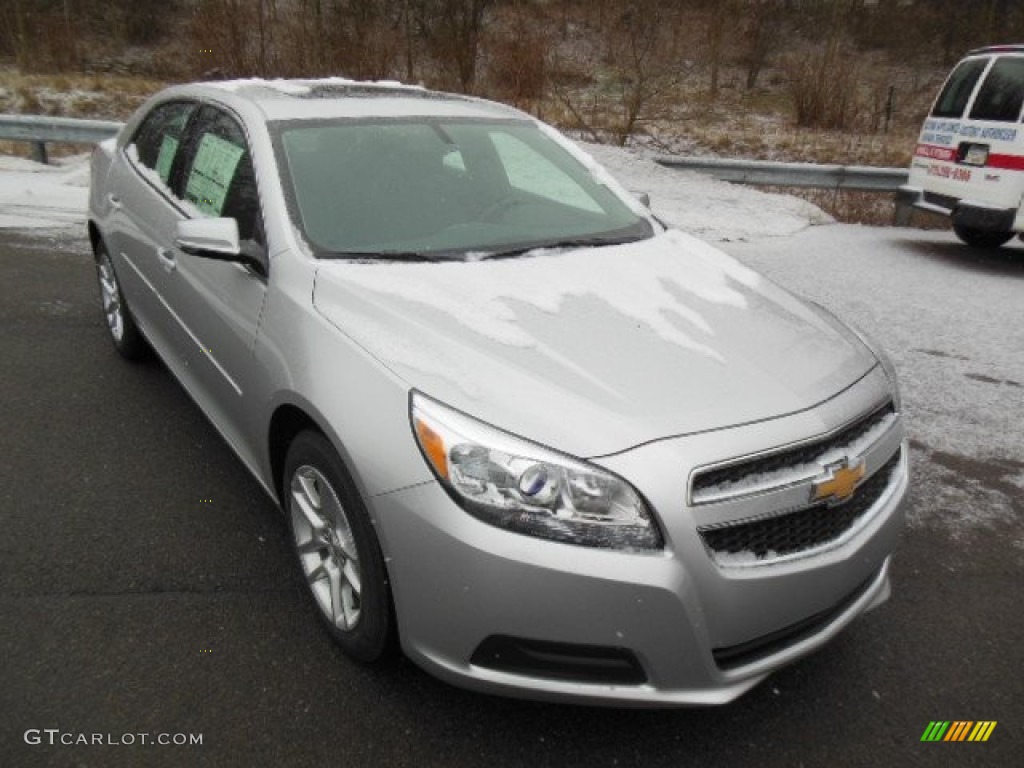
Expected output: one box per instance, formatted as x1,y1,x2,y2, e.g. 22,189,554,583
130,101,196,185
969,57,1024,122
180,107,262,242
489,132,601,213
931,58,988,119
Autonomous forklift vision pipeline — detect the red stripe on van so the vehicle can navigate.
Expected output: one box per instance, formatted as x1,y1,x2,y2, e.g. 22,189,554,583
915,144,956,162
986,153,1024,171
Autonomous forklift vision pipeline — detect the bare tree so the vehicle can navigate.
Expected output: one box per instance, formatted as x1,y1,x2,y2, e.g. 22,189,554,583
740,0,786,90
415,0,493,91
552,0,685,146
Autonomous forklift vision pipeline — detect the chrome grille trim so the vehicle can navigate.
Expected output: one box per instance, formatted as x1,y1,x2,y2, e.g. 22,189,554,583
690,400,897,506
698,448,905,568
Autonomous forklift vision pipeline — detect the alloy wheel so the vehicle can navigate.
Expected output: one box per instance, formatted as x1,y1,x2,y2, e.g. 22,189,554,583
290,465,363,630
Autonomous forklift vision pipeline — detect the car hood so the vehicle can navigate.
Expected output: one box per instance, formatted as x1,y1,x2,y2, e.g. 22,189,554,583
313,229,877,458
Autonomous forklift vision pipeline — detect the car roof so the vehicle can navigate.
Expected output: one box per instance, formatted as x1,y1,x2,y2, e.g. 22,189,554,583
165,78,529,122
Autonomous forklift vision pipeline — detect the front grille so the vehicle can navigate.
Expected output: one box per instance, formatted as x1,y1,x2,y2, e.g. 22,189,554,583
691,401,895,501
699,449,901,561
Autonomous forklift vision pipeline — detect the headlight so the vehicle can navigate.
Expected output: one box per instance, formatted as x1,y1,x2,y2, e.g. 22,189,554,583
410,392,662,550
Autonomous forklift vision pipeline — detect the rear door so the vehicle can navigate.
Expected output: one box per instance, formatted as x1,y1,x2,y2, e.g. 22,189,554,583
105,100,198,359
960,54,1024,210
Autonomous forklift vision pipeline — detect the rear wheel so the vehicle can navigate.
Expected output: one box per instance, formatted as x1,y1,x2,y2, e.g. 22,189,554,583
283,431,395,662
952,222,1014,249
95,243,148,359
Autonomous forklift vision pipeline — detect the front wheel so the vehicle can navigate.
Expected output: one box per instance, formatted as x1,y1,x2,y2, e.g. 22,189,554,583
952,222,1014,249
283,431,395,662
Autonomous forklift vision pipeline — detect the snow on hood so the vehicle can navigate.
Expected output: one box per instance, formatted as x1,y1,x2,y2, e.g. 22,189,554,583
314,229,876,457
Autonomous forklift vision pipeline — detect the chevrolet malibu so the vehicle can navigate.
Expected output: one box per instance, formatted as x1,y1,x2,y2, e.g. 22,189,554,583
88,79,908,706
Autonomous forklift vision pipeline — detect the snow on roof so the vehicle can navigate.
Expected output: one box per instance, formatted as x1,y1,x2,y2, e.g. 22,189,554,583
200,77,519,121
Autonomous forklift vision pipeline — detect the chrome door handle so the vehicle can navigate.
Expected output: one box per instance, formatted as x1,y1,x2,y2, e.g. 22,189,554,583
156,247,176,273
107,193,122,210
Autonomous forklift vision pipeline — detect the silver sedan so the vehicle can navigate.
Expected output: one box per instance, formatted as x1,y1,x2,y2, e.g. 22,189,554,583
88,79,908,706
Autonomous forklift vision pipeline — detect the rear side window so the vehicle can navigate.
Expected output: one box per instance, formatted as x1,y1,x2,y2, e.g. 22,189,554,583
130,101,196,184
931,58,988,119
969,57,1024,122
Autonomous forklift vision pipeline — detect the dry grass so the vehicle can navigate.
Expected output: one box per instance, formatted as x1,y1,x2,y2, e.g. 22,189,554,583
0,69,165,120
779,188,951,229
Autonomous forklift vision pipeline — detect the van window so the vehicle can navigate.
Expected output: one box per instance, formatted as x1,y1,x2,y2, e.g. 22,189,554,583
931,58,988,119
969,57,1024,122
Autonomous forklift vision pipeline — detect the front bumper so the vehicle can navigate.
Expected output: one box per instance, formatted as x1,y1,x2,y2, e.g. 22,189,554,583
370,371,908,706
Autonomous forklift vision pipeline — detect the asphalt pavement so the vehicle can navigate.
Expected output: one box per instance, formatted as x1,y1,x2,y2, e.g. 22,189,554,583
0,227,1021,768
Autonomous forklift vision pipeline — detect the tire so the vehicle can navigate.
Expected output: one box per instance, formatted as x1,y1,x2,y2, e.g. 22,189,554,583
283,431,395,662
94,242,149,360
952,222,1013,249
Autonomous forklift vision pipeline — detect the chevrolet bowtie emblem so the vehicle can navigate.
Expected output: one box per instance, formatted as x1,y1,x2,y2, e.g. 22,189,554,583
813,459,866,504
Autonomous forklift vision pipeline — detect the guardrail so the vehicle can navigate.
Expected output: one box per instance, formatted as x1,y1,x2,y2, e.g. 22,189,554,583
0,115,123,164
655,156,908,192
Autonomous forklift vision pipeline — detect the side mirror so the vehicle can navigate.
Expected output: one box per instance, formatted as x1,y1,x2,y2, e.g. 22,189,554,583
175,217,240,257
631,191,651,208
175,218,267,276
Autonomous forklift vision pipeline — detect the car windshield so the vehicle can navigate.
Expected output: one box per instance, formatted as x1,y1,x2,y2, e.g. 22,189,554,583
273,118,653,260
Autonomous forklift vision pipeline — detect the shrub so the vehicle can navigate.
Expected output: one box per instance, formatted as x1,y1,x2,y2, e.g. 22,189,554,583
785,43,862,130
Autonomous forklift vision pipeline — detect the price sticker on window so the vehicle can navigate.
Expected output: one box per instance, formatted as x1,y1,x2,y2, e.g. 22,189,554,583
185,134,244,216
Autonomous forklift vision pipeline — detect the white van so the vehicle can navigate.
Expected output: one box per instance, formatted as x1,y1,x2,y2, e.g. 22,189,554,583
900,45,1024,247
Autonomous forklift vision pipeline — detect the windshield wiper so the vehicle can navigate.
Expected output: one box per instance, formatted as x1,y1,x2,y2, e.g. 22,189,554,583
326,250,446,262
476,235,645,261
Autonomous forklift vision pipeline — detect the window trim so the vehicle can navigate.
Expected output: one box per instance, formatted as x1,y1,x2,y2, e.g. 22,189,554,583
124,98,200,214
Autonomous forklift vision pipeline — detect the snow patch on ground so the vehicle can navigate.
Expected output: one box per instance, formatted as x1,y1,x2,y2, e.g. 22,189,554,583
0,153,90,229
581,141,834,242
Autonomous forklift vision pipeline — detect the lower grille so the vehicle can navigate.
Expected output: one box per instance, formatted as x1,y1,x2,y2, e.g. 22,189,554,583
699,449,901,562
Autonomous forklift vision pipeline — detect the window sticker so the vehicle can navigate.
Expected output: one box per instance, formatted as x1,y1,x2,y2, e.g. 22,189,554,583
155,135,179,183
185,133,245,216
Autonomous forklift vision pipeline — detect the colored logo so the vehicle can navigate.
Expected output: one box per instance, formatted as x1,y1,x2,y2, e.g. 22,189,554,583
812,458,866,504
921,721,997,742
